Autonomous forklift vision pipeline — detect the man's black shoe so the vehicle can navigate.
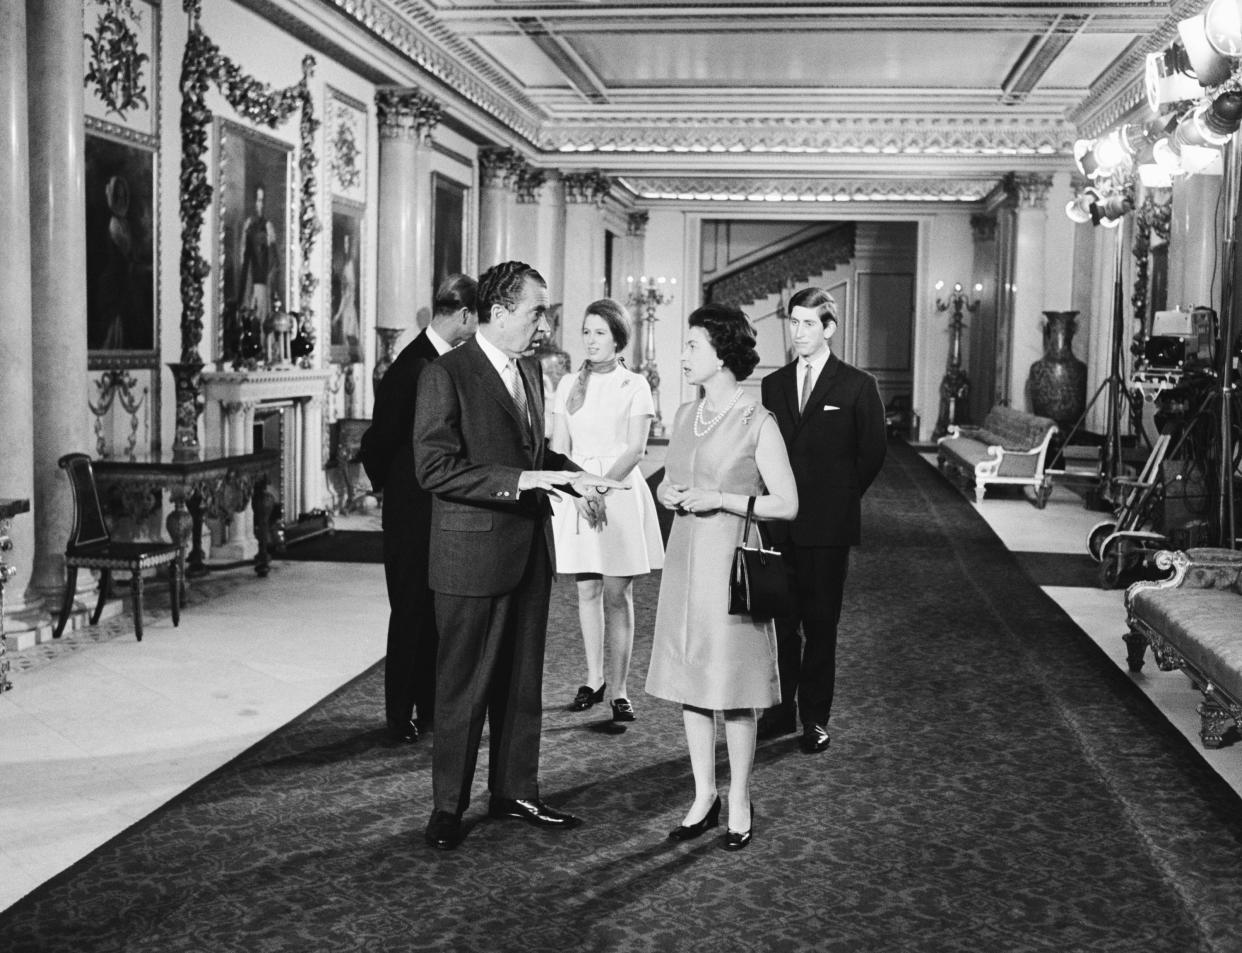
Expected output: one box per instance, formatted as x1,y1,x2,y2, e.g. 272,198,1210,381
488,797,581,829
386,717,420,744
425,811,463,850
757,709,797,740
801,723,831,754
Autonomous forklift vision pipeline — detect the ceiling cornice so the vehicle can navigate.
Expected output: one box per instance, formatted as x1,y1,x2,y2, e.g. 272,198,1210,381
618,175,1005,204
539,115,1076,159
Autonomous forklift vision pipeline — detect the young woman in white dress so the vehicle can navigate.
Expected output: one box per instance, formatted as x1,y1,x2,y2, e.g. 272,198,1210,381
550,299,665,722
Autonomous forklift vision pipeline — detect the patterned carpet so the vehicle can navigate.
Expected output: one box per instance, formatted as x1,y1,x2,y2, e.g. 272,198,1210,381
5,442,1242,952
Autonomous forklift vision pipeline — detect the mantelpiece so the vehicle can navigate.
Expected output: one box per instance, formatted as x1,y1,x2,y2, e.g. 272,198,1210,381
201,368,332,557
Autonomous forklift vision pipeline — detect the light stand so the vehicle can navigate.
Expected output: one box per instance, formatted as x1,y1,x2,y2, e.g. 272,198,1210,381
626,275,675,438
1216,139,1240,548
931,282,979,440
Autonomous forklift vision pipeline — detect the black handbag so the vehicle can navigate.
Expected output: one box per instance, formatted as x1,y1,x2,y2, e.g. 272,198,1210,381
728,496,792,619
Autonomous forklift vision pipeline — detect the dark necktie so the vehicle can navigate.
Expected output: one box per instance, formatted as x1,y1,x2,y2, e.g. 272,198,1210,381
799,361,813,414
507,360,530,430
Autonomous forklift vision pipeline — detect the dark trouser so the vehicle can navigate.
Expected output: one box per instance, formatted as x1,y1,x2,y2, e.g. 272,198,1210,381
773,545,850,729
382,490,436,726
431,539,552,817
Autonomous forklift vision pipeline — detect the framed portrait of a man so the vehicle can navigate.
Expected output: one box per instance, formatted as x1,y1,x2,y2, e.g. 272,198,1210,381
215,118,293,366
328,200,365,364
85,129,157,365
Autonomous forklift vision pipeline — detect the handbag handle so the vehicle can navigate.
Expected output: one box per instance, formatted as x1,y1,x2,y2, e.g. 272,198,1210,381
740,495,771,554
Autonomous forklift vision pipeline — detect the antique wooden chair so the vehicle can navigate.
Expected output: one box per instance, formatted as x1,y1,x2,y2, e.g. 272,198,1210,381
54,453,182,642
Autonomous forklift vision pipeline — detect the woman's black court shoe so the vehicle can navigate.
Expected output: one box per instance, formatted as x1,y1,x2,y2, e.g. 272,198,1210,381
668,796,721,841
569,683,605,711
611,698,636,722
721,805,754,851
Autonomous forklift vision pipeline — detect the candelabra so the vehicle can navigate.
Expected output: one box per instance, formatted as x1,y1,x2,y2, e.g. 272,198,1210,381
626,275,675,437
932,281,981,441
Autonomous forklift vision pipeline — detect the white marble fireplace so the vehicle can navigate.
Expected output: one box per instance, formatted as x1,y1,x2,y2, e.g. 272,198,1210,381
201,368,332,558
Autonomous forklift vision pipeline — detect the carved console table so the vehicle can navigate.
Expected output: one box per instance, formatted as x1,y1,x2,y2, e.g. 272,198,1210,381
94,450,280,581
0,497,31,693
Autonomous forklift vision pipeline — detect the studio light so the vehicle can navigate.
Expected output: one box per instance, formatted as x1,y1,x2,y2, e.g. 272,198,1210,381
1178,13,1237,87
1073,138,1099,177
1137,163,1175,188
1205,0,1242,56
1146,46,1205,110
1065,191,1095,224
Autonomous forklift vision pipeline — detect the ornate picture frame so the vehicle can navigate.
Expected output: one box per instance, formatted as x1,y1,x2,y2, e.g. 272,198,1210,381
85,129,159,368
328,199,365,364
214,117,294,366
325,86,366,204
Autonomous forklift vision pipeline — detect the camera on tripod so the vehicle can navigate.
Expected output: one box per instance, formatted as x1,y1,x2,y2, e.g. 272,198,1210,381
1137,307,1217,377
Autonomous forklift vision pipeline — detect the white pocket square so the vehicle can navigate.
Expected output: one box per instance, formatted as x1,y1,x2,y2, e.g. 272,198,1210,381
823,404,840,411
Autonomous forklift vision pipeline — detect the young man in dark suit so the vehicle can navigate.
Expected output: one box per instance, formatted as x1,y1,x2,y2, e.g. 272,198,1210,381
358,274,478,744
759,287,887,754
413,261,622,850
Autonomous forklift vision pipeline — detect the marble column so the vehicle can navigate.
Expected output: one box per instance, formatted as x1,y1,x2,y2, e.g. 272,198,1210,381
478,147,517,269
624,211,650,366
0,0,43,629
560,171,612,368
26,0,90,601
375,89,441,337
989,174,1053,413
537,171,567,312
510,163,545,267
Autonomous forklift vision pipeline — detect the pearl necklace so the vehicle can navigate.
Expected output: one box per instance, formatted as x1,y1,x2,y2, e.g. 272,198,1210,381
693,388,744,437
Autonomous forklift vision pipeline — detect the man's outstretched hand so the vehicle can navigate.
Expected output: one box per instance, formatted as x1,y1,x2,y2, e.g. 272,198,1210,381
518,471,628,499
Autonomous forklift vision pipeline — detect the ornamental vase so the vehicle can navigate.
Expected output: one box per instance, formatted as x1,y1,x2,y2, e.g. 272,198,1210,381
1028,311,1087,431
373,327,405,388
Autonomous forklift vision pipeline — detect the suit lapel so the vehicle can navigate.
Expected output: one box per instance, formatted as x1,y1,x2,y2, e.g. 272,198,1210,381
463,338,526,432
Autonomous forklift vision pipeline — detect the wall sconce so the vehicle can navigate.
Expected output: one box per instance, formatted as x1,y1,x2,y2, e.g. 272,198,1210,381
931,281,981,440
626,275,676,437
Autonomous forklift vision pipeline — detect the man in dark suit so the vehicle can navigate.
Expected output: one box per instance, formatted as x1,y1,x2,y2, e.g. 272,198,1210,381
413,261,621,850
359,274,478,744
759,287,887,754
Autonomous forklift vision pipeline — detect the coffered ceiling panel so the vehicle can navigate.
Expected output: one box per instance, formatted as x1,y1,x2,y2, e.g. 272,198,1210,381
315,0,1194,200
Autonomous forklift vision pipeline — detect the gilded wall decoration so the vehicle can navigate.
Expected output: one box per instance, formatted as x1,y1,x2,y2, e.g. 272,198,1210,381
326,87,366,203
83,0,156,132
177,0,320,449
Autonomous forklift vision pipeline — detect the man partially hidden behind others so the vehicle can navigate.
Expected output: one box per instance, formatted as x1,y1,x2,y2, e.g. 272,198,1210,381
358,274,478,744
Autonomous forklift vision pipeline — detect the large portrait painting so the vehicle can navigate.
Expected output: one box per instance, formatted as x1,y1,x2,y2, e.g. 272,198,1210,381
432,173,467,297
85,131,156,362
215,118,292,365
329,200,364,364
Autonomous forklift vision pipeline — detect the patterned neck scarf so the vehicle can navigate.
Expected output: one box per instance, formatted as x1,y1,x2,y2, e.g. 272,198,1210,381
565,356,623,415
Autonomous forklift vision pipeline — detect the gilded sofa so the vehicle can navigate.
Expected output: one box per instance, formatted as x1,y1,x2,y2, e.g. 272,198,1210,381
1124,547,1242,748
936,406,1058,508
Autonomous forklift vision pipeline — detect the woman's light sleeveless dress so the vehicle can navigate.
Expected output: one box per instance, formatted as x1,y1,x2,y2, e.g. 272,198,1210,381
644,397,781,710
549,366,664,576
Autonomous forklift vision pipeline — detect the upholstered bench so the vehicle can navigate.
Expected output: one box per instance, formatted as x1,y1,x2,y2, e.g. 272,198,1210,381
936,405,1059,507
1124,548,1242,748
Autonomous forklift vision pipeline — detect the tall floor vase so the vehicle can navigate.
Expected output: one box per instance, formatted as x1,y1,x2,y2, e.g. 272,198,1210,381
1028,310,1087,431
